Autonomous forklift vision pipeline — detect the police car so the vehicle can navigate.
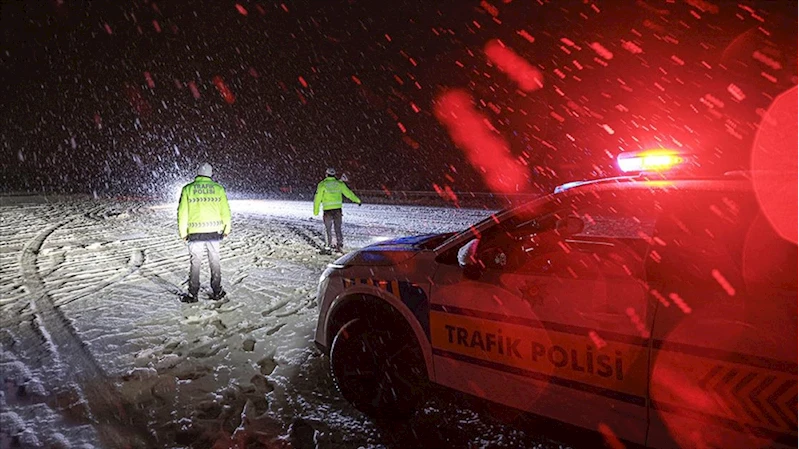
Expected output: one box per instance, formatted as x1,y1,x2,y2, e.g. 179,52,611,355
314,150,797,449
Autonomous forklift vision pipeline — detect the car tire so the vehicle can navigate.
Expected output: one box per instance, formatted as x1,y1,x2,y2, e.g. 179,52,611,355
329,317,427,420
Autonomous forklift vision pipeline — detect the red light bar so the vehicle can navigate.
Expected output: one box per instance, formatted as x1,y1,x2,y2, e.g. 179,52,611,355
617,150,686,173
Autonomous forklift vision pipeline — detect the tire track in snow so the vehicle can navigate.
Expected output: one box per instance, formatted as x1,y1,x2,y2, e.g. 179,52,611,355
19,212,155,448
53,248,145,307
283,221,328,252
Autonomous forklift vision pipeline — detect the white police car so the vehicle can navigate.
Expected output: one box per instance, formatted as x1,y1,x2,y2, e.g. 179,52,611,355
314,151,797,449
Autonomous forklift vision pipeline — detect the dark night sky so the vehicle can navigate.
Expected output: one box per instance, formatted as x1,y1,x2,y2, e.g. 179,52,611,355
1,0,796,198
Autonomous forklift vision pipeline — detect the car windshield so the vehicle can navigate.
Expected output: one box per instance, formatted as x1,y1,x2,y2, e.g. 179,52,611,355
437,182,687,254
435,193,554,251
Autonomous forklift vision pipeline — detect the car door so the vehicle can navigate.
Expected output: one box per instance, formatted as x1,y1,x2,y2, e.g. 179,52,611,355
429,188,659,444
646,188,798,449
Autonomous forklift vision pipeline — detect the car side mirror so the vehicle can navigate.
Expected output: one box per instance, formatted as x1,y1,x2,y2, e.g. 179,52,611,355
457,239,484,280
457,238,479,267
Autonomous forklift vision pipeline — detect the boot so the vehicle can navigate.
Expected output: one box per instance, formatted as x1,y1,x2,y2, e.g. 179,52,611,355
180,292,198,303
211,290,227,301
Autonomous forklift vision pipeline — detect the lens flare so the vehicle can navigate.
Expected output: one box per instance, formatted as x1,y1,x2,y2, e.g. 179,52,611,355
751,86,797,244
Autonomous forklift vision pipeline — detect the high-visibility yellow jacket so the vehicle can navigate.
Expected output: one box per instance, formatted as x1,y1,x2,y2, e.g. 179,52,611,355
314,176,361,215
177,176,231,240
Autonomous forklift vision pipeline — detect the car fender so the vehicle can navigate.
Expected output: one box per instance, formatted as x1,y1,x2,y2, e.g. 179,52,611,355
324,283,434,380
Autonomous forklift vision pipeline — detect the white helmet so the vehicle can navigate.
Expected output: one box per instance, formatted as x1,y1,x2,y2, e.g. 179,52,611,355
198,162,213,177
325,167,336,176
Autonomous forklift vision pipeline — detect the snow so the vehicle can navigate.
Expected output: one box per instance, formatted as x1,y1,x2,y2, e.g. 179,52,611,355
0,196,568,449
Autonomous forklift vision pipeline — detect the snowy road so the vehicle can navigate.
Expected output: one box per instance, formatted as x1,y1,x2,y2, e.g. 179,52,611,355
1,197,575,449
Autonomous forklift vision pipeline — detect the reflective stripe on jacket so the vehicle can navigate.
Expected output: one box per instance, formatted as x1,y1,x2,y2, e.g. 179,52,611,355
177,176,232,239
313,176,361,215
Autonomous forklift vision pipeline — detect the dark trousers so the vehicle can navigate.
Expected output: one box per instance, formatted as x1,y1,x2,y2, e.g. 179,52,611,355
323,208,343,249
187,240,222,296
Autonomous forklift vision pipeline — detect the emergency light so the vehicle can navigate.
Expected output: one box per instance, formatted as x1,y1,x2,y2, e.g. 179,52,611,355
617,150,686,173
554,149,696,193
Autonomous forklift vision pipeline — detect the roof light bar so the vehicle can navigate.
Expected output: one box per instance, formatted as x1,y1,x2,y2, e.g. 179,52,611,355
617,150,686,173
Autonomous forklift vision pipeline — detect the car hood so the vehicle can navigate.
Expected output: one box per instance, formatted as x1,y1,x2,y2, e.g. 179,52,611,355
334,233,450,266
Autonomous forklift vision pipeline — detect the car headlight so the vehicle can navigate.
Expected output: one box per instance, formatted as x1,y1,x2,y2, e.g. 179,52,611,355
319,265,336,284
316,264,338,302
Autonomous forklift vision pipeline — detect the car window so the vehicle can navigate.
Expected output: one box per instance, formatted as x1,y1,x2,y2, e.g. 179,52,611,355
435,196,554,266
435,194,554,254
477,189,660,276
570,191,659,239
489,190,658,237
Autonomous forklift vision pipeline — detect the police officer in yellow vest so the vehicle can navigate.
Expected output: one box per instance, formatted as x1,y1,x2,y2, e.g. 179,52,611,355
314,168,361,252
177,163,231,302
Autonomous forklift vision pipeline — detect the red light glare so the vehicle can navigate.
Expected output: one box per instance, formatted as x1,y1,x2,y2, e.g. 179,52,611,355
433,89,529,195
484,39,543,92
751,86,797,244
212,76,236,105
652,323,794,449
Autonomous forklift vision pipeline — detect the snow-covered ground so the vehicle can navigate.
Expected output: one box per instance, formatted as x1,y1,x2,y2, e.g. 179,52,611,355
0,196,575,449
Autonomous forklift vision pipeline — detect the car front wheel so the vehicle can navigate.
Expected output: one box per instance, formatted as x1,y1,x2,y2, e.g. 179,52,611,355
329,318,427,419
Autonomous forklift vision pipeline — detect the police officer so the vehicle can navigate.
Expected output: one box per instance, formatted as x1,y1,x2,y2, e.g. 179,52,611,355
313,168,361,253
177,163,231,302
